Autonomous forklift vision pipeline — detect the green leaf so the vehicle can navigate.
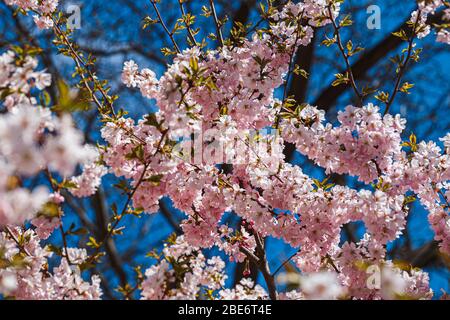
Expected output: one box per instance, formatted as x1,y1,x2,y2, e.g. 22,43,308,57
346,40,353,53
40,90,51,107
339,14,353,27
362,84,377,97
293,65,309,78
374,91,389,103
87,236,100,249
189,56,199,73
161,47,177,56
142,16,158,29
331,73,350,87
61,180,78,189
403,195,416,205
52,79,91,113
399,82,414,94
144,174,164,186
39,202,60,218
401,133,418,152
322,36,337,46
392,29,408,41
144,113,160,128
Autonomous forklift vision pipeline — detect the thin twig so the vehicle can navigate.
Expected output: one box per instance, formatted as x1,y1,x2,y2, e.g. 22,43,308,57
272,249,300,276
51,16,116,117
239,232,277,300
44,169,72,265
384,9,421,115
4,226,31,256
275,11,305,129
85,130,167,264
150,0,181,53
328,5,363,107
209,0,224,46
177,0,197,46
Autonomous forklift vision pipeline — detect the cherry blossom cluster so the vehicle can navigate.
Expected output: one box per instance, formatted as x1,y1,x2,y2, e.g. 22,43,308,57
0,227,102,299
0,103,99,225
282,102,450,256
69,161,108,198
0,50,106,227
332,234,433,299
410,0,450,44
141,236,228,299
0,48,106,297
382,139,450,255
112,1,341,244
281,104,405,183
144,234,433,300
0,50,51,109
4,0,58,29
107,1,450,299
437,8,450,44
218,278,269,300
121,1,340,138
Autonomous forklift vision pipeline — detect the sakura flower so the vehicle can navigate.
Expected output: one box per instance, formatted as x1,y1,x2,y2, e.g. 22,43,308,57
299,272,345,300
33,15,54,29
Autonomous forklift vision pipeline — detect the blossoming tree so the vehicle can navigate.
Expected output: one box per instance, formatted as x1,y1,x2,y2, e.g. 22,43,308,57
0,0,450,300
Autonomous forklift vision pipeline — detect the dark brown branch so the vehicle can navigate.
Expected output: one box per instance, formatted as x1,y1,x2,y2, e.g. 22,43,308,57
209,0,224,46
239,232,278,300
254,233,277,300
288,38,316,103
233,0,257,25
272,249,299,277
158,199,182,235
